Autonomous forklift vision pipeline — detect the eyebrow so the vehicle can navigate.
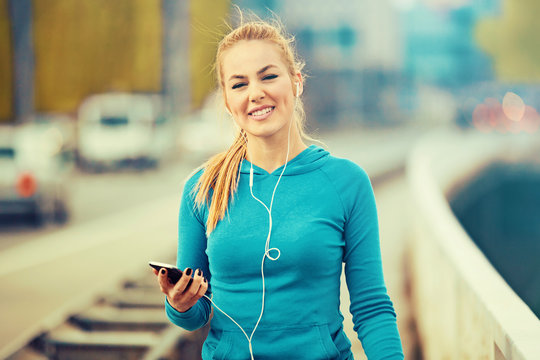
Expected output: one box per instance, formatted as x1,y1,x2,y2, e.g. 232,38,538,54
228,65,277,82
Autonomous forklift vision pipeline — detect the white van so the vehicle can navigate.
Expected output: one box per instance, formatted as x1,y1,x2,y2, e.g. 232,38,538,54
77,93,166,171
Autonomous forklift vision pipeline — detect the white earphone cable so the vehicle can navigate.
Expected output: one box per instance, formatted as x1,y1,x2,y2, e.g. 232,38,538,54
203,88,296,360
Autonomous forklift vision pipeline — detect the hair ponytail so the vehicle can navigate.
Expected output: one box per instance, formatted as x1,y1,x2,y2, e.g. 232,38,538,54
193,130,247,235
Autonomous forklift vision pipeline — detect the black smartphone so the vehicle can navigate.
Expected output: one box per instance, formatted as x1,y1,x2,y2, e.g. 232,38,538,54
149,261,183,284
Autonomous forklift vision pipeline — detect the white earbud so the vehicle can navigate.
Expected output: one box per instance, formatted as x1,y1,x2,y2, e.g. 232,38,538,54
296,82,300,97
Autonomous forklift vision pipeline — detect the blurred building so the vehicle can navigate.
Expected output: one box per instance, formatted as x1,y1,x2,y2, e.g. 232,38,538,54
235,0,403,126
4,0,533,130
401,1,500,90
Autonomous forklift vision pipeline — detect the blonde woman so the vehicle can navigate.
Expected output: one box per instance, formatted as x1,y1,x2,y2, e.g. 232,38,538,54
154,15,404,360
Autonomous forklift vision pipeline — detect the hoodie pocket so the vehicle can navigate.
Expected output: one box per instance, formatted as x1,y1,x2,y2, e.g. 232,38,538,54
210,330,234,360
210,324,341,360
317,324,341,359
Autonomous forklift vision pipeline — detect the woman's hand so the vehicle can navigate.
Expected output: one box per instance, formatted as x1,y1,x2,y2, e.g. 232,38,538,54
153,267,208,313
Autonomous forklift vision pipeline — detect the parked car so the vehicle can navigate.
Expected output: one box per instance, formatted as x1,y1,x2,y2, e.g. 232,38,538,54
0,123,71,226
33,113,78,163
77,93,170,171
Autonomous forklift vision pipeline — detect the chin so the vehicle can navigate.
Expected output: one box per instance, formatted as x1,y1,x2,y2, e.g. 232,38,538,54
242,116,291,140
250,126,288,140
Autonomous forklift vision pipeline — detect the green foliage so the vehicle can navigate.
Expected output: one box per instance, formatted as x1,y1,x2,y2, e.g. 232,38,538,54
475,0,540,82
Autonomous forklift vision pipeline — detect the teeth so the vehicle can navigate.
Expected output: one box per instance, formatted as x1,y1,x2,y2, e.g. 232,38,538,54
251,107,273,116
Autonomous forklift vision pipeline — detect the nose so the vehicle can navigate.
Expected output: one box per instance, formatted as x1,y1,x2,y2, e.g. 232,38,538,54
249,84,265,103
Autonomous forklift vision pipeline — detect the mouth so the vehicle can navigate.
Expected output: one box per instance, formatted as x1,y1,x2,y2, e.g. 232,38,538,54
248,106,275,117
248,106,275,120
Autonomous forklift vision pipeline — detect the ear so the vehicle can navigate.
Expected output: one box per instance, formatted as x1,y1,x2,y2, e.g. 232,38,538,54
294,73,303,97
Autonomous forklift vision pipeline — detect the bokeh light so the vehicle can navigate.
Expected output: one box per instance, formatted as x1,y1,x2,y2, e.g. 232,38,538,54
471,93,539,134
502,92,525,122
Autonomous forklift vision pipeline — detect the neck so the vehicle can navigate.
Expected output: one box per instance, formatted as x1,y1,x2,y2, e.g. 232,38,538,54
245,129,307,174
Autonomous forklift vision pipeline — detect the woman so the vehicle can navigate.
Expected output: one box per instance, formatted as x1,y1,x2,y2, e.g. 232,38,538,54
154,15,404,360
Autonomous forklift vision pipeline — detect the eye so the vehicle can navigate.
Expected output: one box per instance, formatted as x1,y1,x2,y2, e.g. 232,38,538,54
263,74,277,80
232,82,246,90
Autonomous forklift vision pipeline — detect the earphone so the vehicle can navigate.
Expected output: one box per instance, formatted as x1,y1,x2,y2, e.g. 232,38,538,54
201,102,295,360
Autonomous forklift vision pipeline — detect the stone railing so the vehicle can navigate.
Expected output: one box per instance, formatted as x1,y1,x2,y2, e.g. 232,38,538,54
406,127,540,359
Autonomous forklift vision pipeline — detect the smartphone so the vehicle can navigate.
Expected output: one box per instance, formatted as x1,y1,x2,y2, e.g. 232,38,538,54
149,261,184,284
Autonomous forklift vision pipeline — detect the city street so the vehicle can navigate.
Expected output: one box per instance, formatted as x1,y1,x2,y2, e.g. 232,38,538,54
2,1,539,358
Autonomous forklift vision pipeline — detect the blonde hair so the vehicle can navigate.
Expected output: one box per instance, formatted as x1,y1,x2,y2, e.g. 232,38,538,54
194,11,313,235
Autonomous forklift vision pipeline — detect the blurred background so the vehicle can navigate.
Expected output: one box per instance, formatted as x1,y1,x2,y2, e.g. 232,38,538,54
1,0,539,359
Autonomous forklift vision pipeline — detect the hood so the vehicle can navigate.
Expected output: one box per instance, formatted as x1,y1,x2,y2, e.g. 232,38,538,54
239,145,329,176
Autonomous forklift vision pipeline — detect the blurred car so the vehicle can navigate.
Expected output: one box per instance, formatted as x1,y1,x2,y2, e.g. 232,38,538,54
77,93,170,171
33,113,78,163
0,122,71,226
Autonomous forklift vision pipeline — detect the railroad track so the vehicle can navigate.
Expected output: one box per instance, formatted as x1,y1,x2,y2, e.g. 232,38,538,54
6,268,208,360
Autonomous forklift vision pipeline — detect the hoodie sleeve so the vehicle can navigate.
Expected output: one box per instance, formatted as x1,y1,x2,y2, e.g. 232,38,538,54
165,170,212,331
342,163,404,359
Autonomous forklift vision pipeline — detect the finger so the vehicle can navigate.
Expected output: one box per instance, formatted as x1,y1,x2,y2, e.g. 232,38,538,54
183,279,205,310
173,267,193,294
196,277,208,299
184,269,204,300
152,268,158,276
157,268,174,293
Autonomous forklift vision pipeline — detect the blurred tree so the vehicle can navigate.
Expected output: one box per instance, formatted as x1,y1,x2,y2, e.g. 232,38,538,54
32,0,162,112
0,0,13,121
475,0,540,82
189,0,230,109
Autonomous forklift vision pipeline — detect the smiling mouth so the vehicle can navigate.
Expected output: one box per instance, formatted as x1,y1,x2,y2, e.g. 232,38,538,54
248,106,275,116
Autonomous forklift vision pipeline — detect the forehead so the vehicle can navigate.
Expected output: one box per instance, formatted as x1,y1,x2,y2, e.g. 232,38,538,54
221,40,287,77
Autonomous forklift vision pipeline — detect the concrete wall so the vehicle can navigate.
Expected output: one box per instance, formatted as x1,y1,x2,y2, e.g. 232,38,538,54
406,127,540,359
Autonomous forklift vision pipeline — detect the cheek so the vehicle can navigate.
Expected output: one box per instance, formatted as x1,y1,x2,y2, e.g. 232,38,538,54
277,93,294,112
224,91,243,114
276,84,295,107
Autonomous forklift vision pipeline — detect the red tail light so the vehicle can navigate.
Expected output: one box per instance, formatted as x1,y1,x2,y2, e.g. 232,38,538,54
17,172,37,198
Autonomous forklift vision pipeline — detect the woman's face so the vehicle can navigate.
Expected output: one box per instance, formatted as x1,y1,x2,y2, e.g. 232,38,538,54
221,40,301,141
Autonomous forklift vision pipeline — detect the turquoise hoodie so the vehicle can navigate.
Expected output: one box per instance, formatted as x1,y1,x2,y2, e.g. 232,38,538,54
166,145,404,359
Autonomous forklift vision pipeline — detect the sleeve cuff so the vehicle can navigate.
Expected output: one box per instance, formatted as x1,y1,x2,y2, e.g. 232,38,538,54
164,296,209,331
